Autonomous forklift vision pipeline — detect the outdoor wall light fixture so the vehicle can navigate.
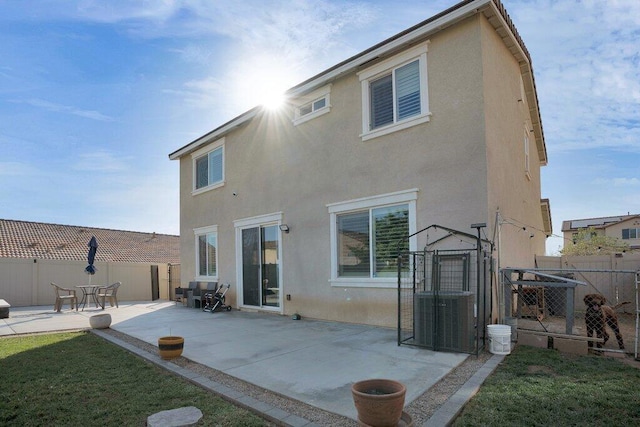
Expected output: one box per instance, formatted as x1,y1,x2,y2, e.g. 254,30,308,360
279,224,290,233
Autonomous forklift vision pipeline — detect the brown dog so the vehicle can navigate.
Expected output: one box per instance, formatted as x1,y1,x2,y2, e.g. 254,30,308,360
583,293,630,349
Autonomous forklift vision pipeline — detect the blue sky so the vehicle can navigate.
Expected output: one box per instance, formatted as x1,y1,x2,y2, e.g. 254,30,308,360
1,0,638,255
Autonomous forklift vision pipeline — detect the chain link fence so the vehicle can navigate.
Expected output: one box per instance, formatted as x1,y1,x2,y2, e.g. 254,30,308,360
502,266,639,358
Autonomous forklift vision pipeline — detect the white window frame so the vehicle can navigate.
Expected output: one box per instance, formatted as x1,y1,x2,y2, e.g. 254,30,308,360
192,137,225,195
194,225,218,281
358,42,431,141
524,126,531,180
328,189,418,288
292,84,332,126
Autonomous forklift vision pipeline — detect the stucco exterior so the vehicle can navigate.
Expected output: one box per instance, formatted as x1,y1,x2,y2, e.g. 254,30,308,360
170,0,549,327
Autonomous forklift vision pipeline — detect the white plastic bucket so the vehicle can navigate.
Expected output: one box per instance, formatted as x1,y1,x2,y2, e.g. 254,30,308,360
487,324,512,355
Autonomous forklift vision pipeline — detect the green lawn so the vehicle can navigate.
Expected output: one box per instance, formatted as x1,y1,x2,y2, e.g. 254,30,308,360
453,345,640,426
0,332,270,426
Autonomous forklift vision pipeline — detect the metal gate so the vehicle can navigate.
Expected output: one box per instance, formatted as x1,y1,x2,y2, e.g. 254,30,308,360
168,263,181,300
398,225,493,354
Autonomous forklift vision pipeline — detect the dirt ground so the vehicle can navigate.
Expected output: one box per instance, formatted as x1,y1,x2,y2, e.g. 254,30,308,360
517,311,638,356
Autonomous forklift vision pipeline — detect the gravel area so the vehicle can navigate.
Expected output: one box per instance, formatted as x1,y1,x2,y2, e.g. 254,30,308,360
100,329,492,426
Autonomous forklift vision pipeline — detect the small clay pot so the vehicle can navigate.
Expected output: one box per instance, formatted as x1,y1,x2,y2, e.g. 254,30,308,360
158,336,184,360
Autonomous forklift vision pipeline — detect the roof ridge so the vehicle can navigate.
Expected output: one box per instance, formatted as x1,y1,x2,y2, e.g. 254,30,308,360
0,218,178,237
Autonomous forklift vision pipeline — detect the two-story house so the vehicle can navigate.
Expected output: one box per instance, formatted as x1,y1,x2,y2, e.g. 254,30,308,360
562,214,640,250
169,0,550,327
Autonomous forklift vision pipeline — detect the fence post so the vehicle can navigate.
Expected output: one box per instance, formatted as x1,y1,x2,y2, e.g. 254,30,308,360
32,259,39,305
565,287,575,335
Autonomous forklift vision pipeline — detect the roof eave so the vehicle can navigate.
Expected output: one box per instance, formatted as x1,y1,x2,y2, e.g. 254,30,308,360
168,0,547,164
481,1,547,166
169,107,260,160
168,0,493,160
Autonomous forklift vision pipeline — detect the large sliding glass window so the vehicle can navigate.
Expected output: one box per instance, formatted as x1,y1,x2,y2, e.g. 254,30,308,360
337,204,409,278
329,189,417,287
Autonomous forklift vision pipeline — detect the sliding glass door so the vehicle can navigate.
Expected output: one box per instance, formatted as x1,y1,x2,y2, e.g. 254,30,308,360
241,224,280,309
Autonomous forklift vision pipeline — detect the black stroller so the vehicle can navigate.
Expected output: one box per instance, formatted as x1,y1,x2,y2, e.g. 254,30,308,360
202,283,232,313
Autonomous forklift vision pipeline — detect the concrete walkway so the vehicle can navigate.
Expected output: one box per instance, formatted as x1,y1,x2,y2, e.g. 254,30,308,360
1,301,504,425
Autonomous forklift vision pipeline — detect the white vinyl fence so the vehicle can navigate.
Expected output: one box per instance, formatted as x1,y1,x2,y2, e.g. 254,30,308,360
0,257,171,307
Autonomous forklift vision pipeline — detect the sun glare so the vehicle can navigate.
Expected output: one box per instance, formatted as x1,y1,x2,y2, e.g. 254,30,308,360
259,87,286,111
235,59,293,112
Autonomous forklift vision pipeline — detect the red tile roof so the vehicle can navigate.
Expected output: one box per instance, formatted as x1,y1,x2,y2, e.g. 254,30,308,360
0,219,180,264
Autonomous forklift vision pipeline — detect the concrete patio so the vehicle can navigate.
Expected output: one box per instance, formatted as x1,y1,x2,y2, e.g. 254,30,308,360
1,301,502,424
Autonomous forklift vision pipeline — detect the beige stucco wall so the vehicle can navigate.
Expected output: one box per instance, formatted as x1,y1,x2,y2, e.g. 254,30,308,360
602,220,639,247
177,14,545,327
480,16,546,268
0,258,169,307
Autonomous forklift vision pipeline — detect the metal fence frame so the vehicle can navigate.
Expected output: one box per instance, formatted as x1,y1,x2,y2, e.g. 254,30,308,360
501,267,639,359
397,224,493,355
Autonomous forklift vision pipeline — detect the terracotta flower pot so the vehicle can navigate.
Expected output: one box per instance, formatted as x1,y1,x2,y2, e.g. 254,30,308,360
352,379,406,427
158,336,184,360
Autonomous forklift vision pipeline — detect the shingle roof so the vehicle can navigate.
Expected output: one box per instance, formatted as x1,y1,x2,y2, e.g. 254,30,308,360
0,219,180,264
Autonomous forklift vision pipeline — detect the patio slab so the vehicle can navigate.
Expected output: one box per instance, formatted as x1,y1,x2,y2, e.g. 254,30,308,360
2,301,470,420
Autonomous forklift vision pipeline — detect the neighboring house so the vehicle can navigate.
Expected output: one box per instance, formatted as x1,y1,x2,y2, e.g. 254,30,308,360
0,219,180,306
562,214,640,250
169,0,551,327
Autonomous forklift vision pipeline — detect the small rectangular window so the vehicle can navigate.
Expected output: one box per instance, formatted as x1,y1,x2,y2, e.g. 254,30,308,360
313,98,326,110
630,229,637,239
293,86,331,126
299,104,313,116
195,146,224,190
195,227,218,279
359,42,430,140
622,229,630,240
297,96,328,118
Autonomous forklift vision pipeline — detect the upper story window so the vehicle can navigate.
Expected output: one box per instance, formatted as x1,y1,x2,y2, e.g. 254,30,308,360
293,84,331,126
192,138,224,194
359,42,430,141
524,126,531,179
194,225,218,279
622,228,640,240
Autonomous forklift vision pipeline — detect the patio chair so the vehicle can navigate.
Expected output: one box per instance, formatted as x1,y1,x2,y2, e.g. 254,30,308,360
51,283,78,312
96,282,121,309
186,282,201,308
